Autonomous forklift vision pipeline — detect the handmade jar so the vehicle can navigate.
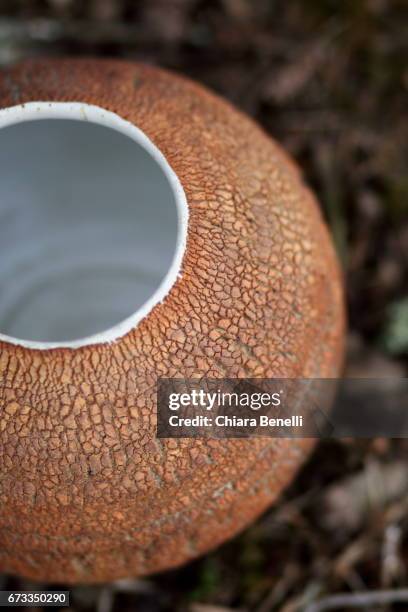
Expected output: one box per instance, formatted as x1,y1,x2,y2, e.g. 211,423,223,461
0,59,344,582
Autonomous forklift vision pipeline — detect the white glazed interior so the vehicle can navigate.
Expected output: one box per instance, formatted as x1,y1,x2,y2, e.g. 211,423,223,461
0,102,188,349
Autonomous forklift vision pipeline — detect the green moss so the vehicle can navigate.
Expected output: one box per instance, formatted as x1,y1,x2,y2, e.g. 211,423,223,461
382,298,408,355
189,557,222,601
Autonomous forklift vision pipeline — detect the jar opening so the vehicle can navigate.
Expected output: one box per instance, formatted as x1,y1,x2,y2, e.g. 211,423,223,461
0,102,188,349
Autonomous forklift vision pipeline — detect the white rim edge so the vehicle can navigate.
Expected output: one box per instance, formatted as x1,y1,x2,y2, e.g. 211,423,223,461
0,101,189,350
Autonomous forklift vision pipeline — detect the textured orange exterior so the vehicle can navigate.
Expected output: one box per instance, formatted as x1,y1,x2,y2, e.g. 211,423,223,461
0,59,345,583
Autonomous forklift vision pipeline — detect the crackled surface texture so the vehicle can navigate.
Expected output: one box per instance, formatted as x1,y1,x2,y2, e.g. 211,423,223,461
0,59,345,583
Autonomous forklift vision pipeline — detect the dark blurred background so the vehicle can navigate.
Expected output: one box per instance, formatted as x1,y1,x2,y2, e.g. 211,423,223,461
0,1,407,610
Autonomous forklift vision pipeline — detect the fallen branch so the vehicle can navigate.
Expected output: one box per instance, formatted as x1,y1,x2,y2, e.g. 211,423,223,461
305,589,408,612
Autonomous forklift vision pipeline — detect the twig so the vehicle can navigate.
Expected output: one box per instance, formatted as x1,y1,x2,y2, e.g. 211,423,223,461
256,564,300,612
0,17,150,46
97,587,114,612
332,534,373,579
381,525,402,586
304,589,408,612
